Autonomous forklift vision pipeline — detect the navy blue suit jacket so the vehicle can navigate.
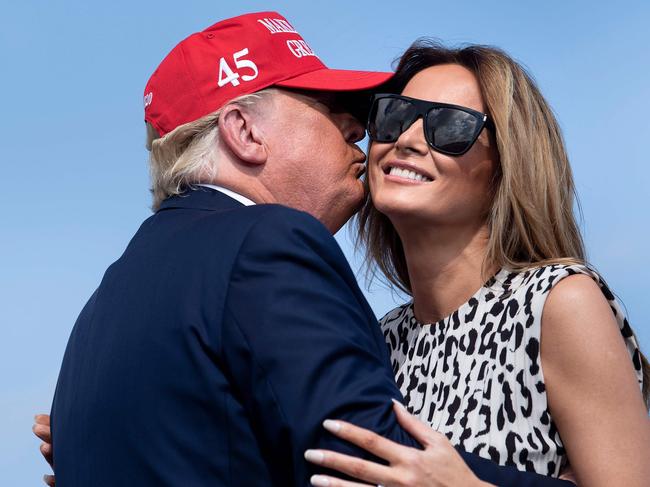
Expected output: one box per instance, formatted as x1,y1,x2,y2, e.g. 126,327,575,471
51,187,570,486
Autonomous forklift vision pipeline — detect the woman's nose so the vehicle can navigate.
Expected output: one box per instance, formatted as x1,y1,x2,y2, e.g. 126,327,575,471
395,118,429,155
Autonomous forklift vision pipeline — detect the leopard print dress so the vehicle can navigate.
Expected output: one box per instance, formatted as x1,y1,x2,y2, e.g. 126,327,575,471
380,264,644,477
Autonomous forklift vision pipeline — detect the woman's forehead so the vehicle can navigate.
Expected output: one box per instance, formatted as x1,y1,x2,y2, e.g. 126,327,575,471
401,64,485,112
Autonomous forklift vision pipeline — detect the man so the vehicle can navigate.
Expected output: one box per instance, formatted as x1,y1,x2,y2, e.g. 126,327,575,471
35,11,572,486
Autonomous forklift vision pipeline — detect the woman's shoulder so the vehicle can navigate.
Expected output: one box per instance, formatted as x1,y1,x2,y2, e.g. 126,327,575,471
502,262,601,290
503,261,629,330
536,262,644,390
518,262,621,314
542,269,614,328
499,262,619,306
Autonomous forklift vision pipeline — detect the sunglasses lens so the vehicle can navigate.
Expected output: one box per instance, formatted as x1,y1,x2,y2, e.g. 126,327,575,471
369,97,418,142
426,108,480,154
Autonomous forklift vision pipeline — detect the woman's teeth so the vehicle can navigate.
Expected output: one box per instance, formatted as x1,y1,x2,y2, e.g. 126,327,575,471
388,166,432,182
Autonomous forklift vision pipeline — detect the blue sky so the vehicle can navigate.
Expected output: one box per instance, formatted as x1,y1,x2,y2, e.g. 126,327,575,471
2,0,649,483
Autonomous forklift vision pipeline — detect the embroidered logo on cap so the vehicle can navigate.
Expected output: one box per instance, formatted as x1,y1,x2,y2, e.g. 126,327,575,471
144,92,153,109
257,17,298,34
286,40,317,59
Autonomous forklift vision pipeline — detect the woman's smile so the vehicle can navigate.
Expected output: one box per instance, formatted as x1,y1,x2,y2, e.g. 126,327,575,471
381,160,434,184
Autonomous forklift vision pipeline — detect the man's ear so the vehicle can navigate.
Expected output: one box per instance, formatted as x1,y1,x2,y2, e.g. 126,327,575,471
218,104,267,165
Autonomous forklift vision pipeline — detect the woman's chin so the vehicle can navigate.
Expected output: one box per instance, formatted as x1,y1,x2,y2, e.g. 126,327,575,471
372,197,437,223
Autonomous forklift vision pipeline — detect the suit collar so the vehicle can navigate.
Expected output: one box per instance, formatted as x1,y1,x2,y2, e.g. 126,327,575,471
157,186,244,212
197,184,256,206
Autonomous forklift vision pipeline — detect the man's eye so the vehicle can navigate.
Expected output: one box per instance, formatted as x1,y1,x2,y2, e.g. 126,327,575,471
327,103,348,115
316,96,343,113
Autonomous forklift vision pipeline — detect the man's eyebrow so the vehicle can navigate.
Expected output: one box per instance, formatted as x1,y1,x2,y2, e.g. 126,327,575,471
292,90,369,123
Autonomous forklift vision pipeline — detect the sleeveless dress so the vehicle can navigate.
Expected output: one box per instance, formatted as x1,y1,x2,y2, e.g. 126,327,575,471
380,263,644,477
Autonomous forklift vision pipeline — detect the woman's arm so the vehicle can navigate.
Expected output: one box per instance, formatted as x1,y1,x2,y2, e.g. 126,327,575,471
541,274,650,487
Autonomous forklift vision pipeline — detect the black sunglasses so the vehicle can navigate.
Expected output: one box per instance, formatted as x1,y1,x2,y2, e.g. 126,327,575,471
367,94,495,156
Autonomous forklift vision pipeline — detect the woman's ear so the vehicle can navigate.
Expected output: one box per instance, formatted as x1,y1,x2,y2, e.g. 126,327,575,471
218,104,268,165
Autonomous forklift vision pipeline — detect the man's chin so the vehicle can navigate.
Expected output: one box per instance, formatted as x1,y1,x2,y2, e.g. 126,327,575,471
343,182,368,216
352,191,368,215
332,195,366,234
353,176,369,205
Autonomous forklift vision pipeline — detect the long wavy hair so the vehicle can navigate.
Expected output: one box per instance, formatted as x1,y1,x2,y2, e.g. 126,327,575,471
355,39,650,406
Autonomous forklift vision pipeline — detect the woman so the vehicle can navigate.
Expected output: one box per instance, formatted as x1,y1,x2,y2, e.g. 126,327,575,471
303,40,650,486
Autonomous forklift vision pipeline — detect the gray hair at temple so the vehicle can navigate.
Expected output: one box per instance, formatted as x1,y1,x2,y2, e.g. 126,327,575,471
145,89,276,210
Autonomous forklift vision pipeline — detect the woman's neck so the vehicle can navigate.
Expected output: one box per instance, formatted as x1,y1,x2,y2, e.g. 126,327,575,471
395,218,497,325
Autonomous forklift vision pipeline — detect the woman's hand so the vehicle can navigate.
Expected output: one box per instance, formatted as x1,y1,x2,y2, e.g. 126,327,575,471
304,400,493,487
32,414,55,486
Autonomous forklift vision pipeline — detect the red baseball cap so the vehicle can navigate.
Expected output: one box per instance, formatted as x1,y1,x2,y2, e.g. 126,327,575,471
144,11,393,137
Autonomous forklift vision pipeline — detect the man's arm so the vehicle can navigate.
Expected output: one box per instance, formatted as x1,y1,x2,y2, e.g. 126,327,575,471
218,205,573,486
221,206,413,484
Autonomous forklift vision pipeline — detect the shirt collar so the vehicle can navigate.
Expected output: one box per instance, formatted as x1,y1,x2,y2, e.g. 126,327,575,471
197,184,256,207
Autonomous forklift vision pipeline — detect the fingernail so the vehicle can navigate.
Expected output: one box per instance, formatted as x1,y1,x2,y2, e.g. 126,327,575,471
311,475,331,486
323,419,341,433
392,398,407,410
304,449,325,464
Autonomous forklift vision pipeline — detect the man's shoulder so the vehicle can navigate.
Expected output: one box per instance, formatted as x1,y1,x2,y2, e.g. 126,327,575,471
153,201,331,247
192,202,325,231
226,204,354,280
230,204,335,250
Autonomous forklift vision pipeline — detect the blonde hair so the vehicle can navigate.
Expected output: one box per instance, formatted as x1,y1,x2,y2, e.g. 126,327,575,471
146,89,276,210
356,39,650,406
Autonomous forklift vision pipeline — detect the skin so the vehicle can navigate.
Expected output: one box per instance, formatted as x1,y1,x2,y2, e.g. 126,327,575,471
301,64,650,486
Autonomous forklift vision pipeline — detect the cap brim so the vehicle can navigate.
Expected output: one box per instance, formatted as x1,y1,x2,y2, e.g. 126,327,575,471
275,68,393,92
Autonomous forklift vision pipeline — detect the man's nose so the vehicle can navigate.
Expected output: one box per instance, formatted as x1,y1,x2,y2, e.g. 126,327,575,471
343,114,366,144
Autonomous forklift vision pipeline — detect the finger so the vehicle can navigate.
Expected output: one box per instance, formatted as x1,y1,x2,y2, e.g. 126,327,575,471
310,474,373,487
40,442,54,466
392,399,438,447
558,471,577,483
35,414,51,426
33,423,52,443
304,449,395,485
322,419,403,462
43,474,55,486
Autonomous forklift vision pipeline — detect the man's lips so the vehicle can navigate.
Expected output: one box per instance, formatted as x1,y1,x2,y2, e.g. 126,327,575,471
352,158,367,179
